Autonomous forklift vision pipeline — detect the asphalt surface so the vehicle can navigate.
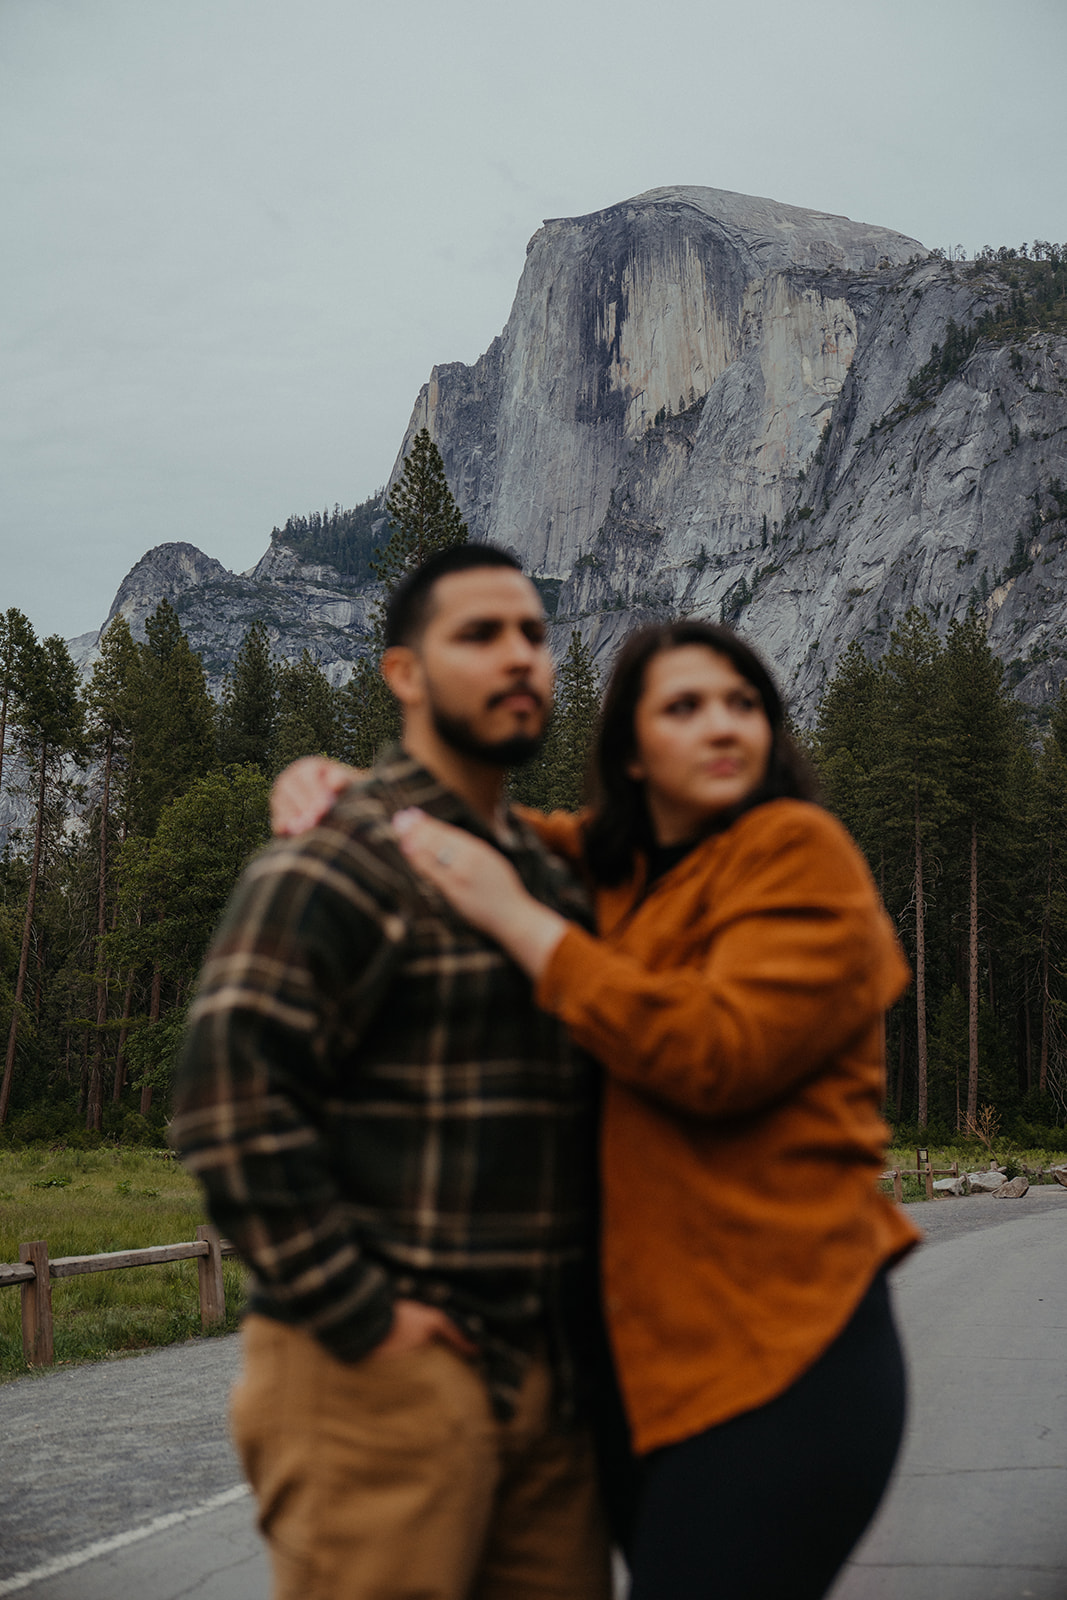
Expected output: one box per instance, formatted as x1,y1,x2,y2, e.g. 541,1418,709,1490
1,1186,1064,1598
830,1185,1067,1600
0,1333,256,1595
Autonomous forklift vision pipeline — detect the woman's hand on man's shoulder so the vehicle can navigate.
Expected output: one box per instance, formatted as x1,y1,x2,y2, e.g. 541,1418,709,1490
271,757,363,836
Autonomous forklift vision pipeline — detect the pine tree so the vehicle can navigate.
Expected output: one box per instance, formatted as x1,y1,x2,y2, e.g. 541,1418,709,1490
813,620,1067,1136
0,633,85,1125
816,639,910,1105
0,608,35,803
217,620,277,769
875,612,952,1128
271,651,339,773
814,641,884,866
108,767,270,1114
84,615,140,1129
111,601,216,1111
512,631,600,812
928,985,968,1128
373,428,468,597
943,614,1024,1128
127,601,216,835
1028,724,1067,1113
336,656,400,768
334,430,469,764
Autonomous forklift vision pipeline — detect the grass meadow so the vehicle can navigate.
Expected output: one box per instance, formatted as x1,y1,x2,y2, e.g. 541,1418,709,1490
0,1145,245,1381
2,1137,1064,1381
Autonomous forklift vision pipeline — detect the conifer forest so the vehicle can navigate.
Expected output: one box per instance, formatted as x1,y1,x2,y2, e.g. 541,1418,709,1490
2,427,1067,1148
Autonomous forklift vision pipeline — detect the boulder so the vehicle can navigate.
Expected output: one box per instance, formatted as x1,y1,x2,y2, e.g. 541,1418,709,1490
967,1170,1007,1193
991,1175,1029,1199
933,1176,967,1195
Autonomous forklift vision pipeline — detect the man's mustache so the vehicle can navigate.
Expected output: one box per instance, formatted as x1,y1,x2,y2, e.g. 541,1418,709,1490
486,681,548,711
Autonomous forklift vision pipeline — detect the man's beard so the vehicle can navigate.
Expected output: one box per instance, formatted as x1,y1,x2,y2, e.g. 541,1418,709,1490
429,692,548,770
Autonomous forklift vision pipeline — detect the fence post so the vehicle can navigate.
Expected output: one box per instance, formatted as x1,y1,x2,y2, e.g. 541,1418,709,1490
924,1162,934,1202
196,1225,226,1329
892,1169,903,1204
19,1241,54,1367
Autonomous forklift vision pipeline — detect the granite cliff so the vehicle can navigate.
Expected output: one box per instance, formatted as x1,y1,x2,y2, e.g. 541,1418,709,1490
78,185,1067,717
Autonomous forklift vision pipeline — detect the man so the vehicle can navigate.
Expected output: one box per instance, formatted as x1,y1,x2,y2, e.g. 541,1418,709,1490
172,544,612,1600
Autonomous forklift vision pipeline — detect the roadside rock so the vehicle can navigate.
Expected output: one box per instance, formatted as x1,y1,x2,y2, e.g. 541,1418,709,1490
967,1171,1008,1192
991,1175,1030,1198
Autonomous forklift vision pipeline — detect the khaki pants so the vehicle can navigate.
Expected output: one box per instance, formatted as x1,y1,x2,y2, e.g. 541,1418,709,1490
231,1314,613,1600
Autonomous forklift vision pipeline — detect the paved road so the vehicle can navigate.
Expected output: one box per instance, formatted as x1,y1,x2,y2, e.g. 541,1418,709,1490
829,1186,1067,1600
0,1333,261,1596
1,1187,1065,1598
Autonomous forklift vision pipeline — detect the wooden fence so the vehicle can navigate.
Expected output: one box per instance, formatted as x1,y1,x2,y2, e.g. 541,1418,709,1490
0,1227,236,1366
884,1157,1067,1202
885,1160,962,1201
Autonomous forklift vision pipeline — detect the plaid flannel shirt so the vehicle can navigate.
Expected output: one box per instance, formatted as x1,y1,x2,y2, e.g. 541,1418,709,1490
172,750,597,1418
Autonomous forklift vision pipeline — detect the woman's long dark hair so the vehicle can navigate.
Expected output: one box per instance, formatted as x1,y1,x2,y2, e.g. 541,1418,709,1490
582,621,818,886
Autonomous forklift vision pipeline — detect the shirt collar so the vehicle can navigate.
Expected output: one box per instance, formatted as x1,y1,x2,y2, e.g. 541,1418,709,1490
370,745,518,851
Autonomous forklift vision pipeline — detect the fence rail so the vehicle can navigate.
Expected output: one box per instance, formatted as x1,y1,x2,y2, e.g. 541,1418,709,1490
1,1228,236,1367
884,1159,1067,1202
884,1161,961,1202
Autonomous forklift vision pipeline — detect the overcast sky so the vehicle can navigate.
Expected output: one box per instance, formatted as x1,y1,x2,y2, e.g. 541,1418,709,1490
2,0,1065,642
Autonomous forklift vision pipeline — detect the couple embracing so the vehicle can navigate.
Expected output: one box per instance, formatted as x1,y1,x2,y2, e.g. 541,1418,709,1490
173,543,919,1600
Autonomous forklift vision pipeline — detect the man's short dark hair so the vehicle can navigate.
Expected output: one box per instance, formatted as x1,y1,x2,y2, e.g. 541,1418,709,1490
383,544,526,648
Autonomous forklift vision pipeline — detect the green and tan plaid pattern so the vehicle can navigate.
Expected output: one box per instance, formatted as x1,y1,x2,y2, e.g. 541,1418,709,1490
172,751,596,1415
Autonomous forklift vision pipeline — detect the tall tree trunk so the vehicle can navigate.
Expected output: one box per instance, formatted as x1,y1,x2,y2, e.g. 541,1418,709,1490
895,1027,906,1119
954,1051,961,1133
1039,836,1052,1097
87,732,113,1133
0,743,47,1124
140,961,161,1117
0,680,8,798
113,973,135,1103
914,786,928,1127
966,819,980,1126
33,927,45,1027
1036,844,1055,1094
78,1029,89,1116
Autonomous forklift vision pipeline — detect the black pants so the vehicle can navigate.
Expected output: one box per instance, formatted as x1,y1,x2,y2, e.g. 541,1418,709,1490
627,1270,907,1600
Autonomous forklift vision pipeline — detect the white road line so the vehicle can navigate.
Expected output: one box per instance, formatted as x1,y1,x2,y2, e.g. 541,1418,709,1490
0,1484,252,1596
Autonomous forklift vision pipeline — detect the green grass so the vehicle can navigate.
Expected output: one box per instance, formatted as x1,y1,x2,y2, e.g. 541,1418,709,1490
4,1134,1062,1377
0,1145,245,1381
880,1142,1067,1202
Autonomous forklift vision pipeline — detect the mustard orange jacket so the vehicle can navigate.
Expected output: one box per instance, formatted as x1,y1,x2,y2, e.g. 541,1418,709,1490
526,798,920,1455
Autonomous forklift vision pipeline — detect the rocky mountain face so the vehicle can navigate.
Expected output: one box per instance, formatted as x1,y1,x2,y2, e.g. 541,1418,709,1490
70,536,380,693
79,185,1067,718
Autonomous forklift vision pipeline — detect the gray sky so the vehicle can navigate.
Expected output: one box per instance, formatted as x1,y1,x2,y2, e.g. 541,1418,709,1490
2,0,1065,642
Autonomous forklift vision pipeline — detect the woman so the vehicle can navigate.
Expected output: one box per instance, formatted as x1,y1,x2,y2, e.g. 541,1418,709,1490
277,620,920,1600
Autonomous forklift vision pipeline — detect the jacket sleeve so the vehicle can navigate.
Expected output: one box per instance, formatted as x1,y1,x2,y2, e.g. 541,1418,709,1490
171,831,405,1361
535,807,910,1118
511,805,590,867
